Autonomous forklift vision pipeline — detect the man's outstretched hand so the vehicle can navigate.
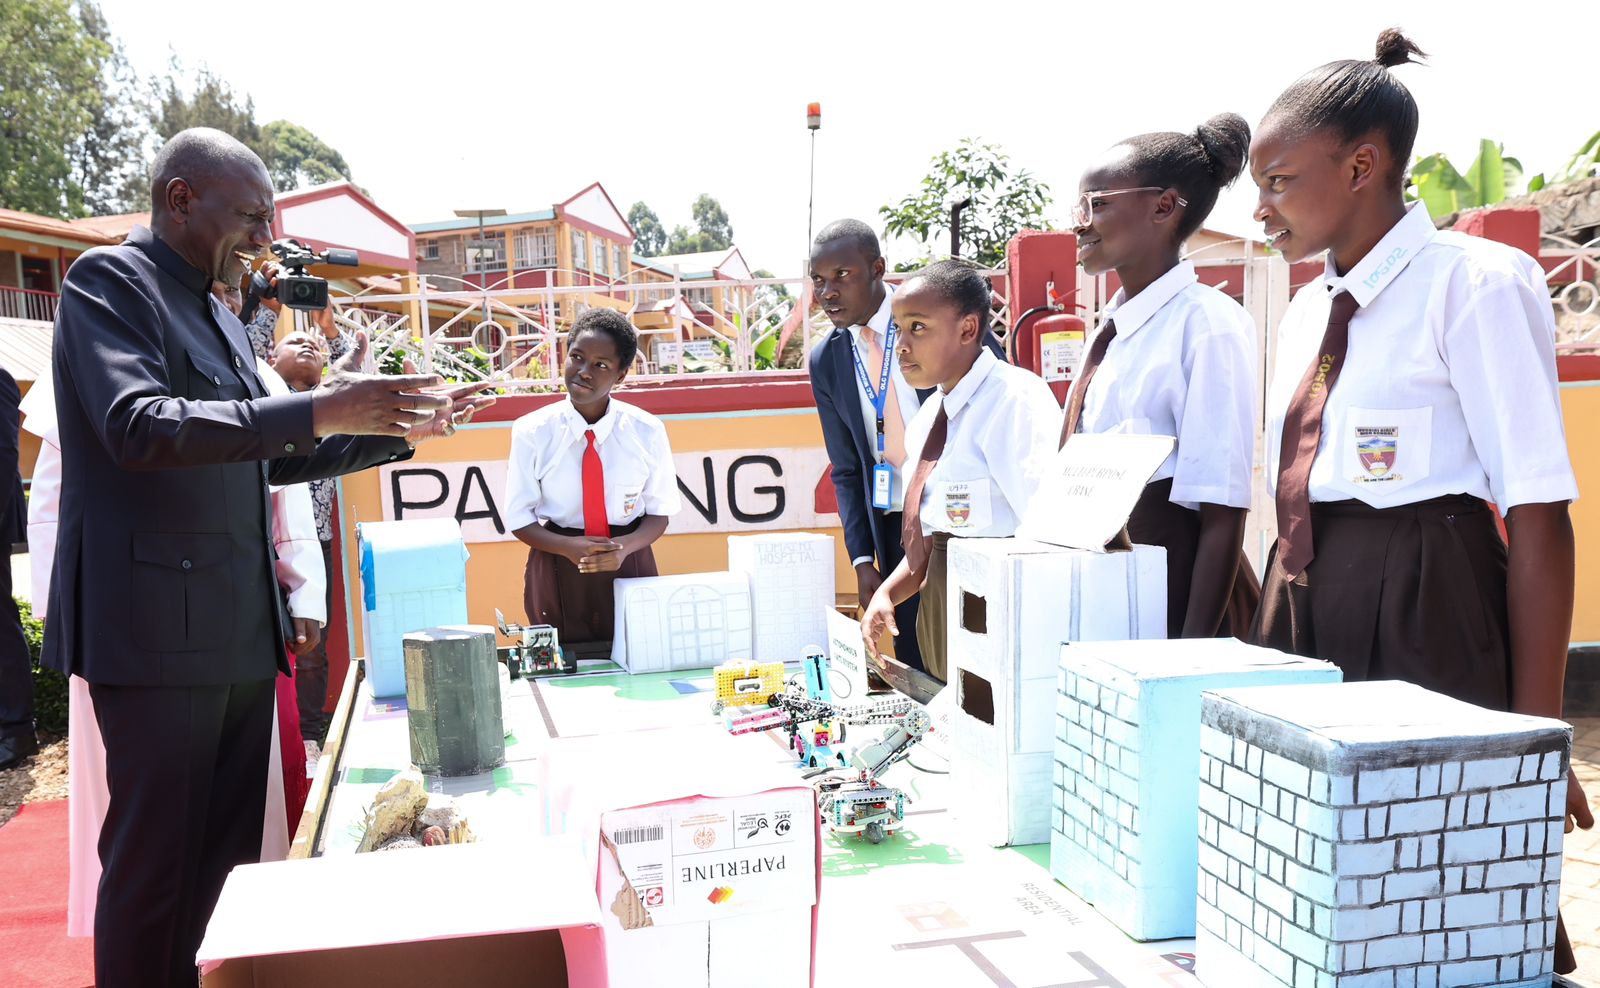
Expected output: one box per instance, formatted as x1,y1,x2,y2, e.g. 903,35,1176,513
310,331,450,438
400,355,497,445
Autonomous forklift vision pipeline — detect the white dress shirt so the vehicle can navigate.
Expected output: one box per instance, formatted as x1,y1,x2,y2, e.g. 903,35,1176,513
1265,201,1576,510
1068,260,1257,510
903,349,1063,538
504,397,681,532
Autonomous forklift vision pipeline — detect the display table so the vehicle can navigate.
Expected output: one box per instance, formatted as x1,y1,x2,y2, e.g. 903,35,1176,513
294,658,1207,987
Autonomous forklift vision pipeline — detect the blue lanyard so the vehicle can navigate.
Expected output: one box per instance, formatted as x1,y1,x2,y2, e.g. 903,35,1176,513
849,319,898,456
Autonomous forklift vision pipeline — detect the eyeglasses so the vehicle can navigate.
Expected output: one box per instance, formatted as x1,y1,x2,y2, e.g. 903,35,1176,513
1072,187,1188,229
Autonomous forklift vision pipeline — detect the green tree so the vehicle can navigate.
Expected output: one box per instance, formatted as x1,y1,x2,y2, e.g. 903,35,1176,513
69,0,148,215
627,201,666,256
880,138,1052,269
0,0,108,217
664,194,735,254
151,62,267,161
261,119,352,192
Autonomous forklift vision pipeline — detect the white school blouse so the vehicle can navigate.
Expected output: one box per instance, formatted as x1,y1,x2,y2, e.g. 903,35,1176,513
903,349,1062,538
504,397,682,532
1265,201,1577,510
1067,260,1257,510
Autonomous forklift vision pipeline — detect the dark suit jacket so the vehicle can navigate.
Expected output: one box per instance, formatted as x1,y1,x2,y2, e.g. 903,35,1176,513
0,368,23,548
45,227,413,687
806,319,1006,569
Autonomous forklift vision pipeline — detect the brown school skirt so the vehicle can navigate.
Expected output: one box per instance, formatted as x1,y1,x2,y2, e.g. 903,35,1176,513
914,533,952,684
1250,493,1578,972
523,519,658,660
1128,478,1262,639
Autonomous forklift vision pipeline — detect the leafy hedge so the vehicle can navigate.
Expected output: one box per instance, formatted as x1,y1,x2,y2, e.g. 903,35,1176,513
18,597,67,735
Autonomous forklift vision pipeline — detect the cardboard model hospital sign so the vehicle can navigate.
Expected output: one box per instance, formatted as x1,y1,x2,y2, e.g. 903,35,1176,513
1017,434,1175,551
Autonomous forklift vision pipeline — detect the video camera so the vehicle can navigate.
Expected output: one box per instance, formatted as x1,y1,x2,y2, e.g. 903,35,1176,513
249,238,360,312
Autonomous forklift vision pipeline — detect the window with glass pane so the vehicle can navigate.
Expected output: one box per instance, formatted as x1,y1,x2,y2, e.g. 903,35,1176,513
466,232,505,273
593,239,608,276
421,238,439,261
515,229,556,268
572,230,588,270
613,245,624,275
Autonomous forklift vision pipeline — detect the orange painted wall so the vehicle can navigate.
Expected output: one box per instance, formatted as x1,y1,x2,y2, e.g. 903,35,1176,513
1563,381,1600,643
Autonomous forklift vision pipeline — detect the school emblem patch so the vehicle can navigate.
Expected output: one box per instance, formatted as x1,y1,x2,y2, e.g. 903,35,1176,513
944,490,971,526
1356,426,1397,478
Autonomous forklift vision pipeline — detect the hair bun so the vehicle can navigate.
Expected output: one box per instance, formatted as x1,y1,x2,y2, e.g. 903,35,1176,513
1373,28,1427,68
1193,113,1251,188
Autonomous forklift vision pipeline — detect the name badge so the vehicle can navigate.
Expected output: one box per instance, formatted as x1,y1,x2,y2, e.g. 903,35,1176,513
871,463,894,511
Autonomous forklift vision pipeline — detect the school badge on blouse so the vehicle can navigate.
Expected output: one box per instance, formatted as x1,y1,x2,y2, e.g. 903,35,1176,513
1356,426,1398,479
944,485,972,527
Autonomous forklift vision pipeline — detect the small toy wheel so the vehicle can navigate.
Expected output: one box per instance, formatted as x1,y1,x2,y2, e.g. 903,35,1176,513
864,822,886,844
808,755,818,768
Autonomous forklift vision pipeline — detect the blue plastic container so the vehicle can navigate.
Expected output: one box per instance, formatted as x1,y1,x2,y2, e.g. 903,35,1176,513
357,518,470,698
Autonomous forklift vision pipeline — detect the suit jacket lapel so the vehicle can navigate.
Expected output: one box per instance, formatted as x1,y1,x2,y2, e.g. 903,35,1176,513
831,330,873,463
208,300,268,398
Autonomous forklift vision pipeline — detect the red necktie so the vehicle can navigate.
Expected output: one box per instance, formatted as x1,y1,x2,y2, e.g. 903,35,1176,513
900,402,949,582
582,429,609,537
1059,319,1117,447
1275,291,1360,579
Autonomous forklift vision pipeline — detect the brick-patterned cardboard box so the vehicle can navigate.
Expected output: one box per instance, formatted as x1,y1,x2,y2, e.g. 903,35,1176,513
727,533,835,665
1052,639,1341,941
1196,681,1571,988
946,537,1165,847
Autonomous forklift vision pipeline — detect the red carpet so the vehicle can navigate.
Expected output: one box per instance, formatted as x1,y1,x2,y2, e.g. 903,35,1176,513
0,801,94,987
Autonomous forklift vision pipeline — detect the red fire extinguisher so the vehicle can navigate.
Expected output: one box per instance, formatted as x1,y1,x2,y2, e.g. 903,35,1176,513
1010,281,1085,405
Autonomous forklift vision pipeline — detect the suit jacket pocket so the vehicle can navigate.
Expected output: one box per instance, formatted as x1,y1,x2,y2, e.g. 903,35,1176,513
131,532,234,652
185,348,248,401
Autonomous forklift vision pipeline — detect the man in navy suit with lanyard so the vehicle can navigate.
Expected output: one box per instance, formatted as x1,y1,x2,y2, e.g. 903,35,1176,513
806,219,1004,673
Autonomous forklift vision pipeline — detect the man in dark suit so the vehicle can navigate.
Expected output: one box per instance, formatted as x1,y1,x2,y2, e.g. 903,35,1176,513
806,220,1005,673
46,128,471,987
0,365,32,770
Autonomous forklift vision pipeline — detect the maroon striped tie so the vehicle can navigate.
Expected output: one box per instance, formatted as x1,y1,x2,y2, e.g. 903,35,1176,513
1275,291,1360,579
1059,319,1117,448
900,402,949,581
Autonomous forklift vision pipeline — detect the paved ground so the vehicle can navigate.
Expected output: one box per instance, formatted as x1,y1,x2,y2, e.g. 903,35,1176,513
1564,718,1600,980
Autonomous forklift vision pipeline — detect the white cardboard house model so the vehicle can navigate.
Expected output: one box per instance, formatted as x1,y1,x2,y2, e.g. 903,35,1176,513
611,571,754,674
945,537,1166,847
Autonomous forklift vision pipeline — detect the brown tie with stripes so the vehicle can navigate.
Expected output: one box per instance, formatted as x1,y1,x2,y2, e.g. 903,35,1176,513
1059,319,1117,447
1275,290,1361,579
900,402,949,582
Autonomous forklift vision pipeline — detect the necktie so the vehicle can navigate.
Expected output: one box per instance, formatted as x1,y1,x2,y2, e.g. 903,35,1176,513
861,325,907,467
1059,319,1118,447
582,429,609,538
1274,290,1361,579
900,402,950,582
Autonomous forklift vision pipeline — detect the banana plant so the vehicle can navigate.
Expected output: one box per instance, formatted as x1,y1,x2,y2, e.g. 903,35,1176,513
1410,140,1525,218
1546,130,1600,188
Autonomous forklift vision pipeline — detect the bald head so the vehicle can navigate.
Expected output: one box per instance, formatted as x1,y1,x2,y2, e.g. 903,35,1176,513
148,128,275,287
149,128,269,214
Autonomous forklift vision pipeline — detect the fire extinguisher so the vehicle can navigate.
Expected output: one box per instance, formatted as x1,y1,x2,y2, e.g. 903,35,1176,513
1010,281,1085,404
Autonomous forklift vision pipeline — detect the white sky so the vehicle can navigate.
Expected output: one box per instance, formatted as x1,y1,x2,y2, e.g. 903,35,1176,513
91,0,1599,277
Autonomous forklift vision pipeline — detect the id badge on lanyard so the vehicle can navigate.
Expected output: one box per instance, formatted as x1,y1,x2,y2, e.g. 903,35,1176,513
852,321,899,511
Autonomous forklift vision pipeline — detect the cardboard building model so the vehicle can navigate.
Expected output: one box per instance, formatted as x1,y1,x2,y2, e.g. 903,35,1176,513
611,571,755,674
945,537,1166,847
728,533,835,665
1051,638,1341,941
1195,681,1570,988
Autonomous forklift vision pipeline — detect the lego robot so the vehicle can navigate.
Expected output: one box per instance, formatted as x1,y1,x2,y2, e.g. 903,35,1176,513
494,608,575,676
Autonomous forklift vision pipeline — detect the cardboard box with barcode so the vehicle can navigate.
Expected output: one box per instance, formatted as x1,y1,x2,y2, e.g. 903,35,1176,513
947,433,1174,847
197,838,605,987
539,726,820,988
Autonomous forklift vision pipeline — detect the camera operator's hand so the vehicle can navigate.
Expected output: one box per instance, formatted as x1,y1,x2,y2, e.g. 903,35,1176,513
311,330,449,438
257,262,282,314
